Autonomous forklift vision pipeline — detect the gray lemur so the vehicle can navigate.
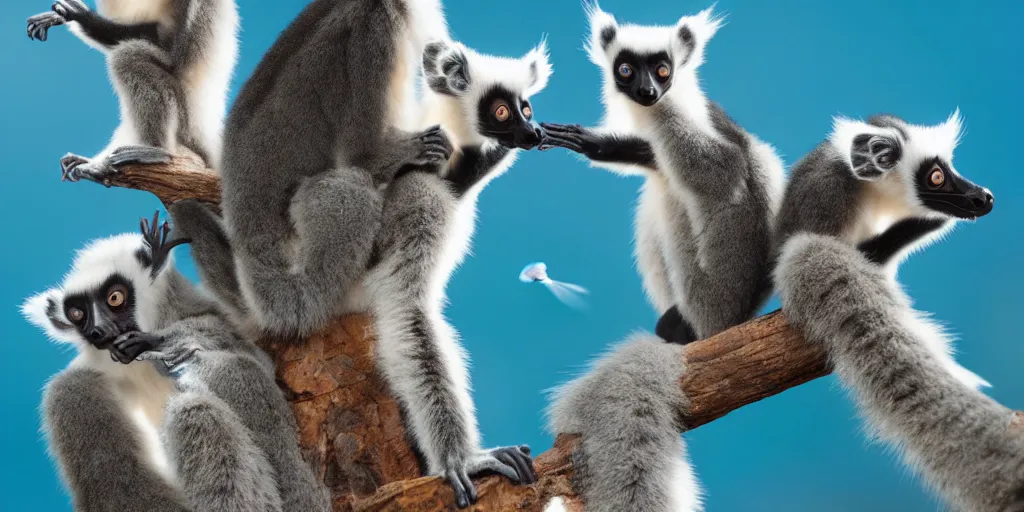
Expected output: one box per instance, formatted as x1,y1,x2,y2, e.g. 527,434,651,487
776,234,1024,512
539,3,785,345
22,212,329,512
547,335,702,512
218,0,455,339
775,111,994,390
170,37,550,508
27,0,238,180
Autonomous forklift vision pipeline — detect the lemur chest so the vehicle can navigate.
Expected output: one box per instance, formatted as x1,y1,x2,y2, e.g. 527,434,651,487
845,177,916,244
98,0,175,24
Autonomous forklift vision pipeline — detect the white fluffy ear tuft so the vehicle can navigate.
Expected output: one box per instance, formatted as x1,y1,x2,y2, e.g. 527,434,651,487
584,1,618,65
524,37,552,97
674,5,726,69
22,288,79,344
937,107,965,150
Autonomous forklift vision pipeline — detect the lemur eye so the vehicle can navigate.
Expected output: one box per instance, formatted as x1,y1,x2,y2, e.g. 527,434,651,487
494,104,511,122
928,166,945,187
67,307,84,323
107,285,128,308
522,104,533,119
656,64,671,79
618,63,633,78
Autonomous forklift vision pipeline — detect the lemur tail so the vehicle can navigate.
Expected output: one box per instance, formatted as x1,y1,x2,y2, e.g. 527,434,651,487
547,334,703,512
776,234,1024,512
167,200,249,324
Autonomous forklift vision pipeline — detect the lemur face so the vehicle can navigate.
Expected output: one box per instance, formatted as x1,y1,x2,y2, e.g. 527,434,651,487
611,50,673,106
60,274,139,349
476,85,543,149
914,157,993,220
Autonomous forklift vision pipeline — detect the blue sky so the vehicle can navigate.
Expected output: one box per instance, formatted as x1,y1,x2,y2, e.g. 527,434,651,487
2,0,1022,510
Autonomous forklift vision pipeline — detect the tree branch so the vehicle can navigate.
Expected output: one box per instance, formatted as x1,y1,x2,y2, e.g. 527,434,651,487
71,160,832,511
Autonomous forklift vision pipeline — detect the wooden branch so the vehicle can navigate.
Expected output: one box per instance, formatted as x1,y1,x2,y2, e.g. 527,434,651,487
70,162,832,511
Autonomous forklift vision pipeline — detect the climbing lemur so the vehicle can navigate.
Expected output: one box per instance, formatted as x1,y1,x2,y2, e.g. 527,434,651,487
22,212,328,511
776,234,1022,512
170,37,550,508
540,3,784,345
27,0,238,180
218,0,455,339
776,110,994,272
547,335,701,512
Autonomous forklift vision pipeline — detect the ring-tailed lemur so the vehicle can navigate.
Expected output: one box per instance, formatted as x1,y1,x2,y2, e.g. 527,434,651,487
776,111,994,272
547,334,701,512
219,0,455,339
539,3,784,345
27,0,238,181
168,37,550,508
22,212,329,512
776,234,1023,512
774,112,993,391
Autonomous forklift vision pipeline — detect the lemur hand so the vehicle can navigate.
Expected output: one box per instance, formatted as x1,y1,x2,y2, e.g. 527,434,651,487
400,125,455,177
110,331,163,364
26,11,65,42
133,338,201,378
140,210,190,278
51,0,89,22
538,123,595,154
445,445,537,508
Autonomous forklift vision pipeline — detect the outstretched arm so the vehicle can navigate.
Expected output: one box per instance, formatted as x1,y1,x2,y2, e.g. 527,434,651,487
539,123,657,171
856,217,948,266
28,0,159,48
776,234,1024,512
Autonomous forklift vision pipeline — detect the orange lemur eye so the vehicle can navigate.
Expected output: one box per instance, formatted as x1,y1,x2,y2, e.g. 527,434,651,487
656,64,671,78
929,166,945,187
107,285,128,308
495,104,511,122
67,307,84,323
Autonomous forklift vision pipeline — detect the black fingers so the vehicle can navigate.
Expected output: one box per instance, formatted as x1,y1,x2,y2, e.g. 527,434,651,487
446,469,473,509
494,446,537,484
538,123,586,153
59,154,89,181
110,332,162,364
27,12,65,41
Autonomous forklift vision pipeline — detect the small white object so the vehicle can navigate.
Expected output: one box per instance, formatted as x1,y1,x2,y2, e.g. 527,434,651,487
519,262,589,311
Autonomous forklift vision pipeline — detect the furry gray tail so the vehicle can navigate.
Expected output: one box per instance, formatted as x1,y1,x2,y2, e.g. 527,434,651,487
168,200,249,326
548,334,702,512
776,234,1024,512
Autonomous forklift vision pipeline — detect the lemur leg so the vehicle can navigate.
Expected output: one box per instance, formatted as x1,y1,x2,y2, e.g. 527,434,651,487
167,200,245,317
41,366,190,512
366,172,536,508
62,41,195,184
635,177,684,340
163,391,284,512
539,124,658,170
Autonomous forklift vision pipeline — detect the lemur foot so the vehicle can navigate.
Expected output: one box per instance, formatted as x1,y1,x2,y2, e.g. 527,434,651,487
139,210,190,277
655,307,698,345
538,123,591,153
60,153,116,184
110,331,163,364
109,145,173,166
851,133,902,179
445,446,537,508
26,11,65,41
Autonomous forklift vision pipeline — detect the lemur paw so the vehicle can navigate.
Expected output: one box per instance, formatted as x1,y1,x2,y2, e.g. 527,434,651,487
538,123,589,153
51,0,88,22
26,11,65,41
60,153,117,184
851,133,902,180
445,446,537,508
110,331,163,364
109,145,173,166
135,343,201,378
140,210,190,278
410,125,454,173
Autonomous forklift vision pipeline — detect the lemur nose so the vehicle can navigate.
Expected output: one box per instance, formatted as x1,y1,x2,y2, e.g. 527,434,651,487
639,86,656,98
971,189,994,209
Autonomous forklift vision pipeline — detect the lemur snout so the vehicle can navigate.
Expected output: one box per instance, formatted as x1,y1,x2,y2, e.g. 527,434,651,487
970,188,994,214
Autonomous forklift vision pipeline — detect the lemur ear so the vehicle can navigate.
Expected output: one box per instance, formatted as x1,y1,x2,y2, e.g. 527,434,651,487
423,40,470,96
523,38,552,97
673,6,725,69
584,1,618,64
830,117,904,181
935,108,964,153
22,288,78,344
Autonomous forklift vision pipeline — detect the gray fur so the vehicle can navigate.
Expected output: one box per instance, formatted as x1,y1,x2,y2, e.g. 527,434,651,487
219,0,450,338
774,142,861,244
776,234,1024,512
548,334,701,512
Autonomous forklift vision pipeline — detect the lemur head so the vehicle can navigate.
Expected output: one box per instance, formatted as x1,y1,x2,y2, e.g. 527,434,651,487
22,213,184,351
423,38,551,149
830,110,994,221
585,2,723,107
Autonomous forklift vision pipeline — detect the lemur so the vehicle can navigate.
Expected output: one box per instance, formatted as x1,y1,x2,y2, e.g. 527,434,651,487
774,111,994,390
548,335,702,512
776,234,1024,512
540,3,784,345
168,37,550,508
776,110,994,272
27,0,238,180
218,0,455,339
22,213,329,512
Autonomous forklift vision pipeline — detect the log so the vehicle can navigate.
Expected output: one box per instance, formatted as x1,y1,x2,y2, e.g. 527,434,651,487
72,161,833,511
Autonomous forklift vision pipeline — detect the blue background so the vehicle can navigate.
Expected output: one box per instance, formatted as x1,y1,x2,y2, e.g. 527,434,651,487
2,0,1022,510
